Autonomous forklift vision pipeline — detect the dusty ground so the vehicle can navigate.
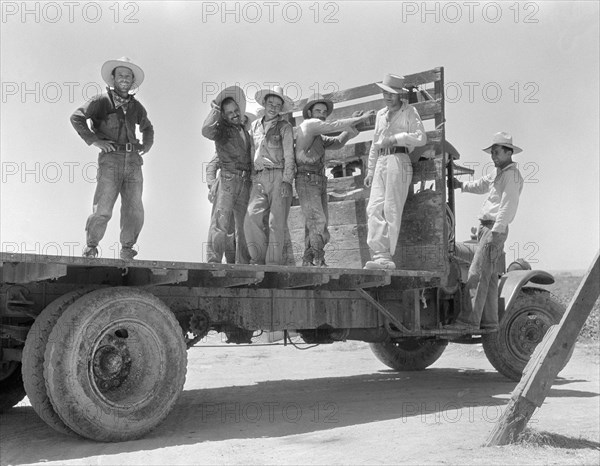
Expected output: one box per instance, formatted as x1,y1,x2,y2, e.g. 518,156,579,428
1,335,598,466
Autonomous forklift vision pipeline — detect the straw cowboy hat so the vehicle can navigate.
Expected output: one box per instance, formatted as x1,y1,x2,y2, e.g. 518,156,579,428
376,73,408,94
214,85,247,115
482,132,523,154
254,85,294,113
101,57,145,88
302,93,333,119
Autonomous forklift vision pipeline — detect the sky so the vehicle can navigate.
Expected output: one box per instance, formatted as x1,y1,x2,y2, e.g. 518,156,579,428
1,0,599,272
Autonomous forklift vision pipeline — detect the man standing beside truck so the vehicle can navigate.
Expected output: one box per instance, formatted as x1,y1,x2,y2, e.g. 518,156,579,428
295,94,375,266
445,132,524,332
363,73,427,270
71,57,154,260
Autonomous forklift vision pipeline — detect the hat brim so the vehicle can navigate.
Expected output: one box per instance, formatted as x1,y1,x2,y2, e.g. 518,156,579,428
215,86,247,115
244,111,257,124
483,144,523,155
101,60,145,88
376,82,408,94
302,99,333,120
255,89,294,113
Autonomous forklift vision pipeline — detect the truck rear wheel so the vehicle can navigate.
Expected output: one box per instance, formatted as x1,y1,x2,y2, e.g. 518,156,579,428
482,288,566,381
0,362,26,413
370,338,448,371
22,289,91,436
43,287,187,442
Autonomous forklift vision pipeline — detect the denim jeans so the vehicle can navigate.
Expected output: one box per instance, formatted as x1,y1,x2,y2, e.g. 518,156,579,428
206,199,236,263
455,225,508,328
86,151,144,248
244,169,291,265
209,170,251,264
296,172,330,263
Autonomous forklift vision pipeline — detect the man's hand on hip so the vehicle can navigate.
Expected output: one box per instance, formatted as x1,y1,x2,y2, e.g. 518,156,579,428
92,140,115,152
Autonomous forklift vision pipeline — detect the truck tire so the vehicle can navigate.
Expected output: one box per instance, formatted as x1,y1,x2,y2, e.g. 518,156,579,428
43,287,187,442
0,362,26,413
22,289,91,435
370,338,448,371
482,288,566,381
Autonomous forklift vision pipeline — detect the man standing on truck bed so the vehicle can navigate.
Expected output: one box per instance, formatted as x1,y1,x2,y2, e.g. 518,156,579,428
71,57,154,260
244,85,295,265
364,74,426,270
202,86,253,264
295,94,375,266
445,132,524,332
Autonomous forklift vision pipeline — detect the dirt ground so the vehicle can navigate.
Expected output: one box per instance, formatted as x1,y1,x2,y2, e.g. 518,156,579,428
1,335,598,466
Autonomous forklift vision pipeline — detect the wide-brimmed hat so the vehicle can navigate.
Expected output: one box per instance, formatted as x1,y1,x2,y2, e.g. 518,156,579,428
215,85,247,115
101,57,145,88
302,93,333,119
376,73,408,94
482,132,522,154
244,111,258,124
255,85,293,113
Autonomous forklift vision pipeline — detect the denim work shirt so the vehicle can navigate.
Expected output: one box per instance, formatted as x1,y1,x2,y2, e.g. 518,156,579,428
70,89,154,153
367,101,426,177
295,118,359,173
250,116,295,184
463,162,524,234
202,108,252,173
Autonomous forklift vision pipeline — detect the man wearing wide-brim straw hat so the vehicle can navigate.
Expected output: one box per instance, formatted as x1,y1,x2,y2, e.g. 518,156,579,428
363,73,427,270
295,93,375,266
202,86,253,264
444,132,524,333
71,57,154,260
244,85,295,265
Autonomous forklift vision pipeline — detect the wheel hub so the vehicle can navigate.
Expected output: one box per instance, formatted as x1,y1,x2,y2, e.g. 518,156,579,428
509,312,550,359
92,333,132,391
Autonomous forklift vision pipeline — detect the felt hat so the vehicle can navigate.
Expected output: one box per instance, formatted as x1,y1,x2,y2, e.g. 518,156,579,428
215,85,247,115
302,93,333,119
376,73,408,94
255,85,294,113
101,57,145,88
482,132,522,154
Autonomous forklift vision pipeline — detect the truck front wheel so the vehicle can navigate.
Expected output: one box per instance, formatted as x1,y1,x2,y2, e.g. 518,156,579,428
370,338,448,371
43,287,187,442
482,288,566,381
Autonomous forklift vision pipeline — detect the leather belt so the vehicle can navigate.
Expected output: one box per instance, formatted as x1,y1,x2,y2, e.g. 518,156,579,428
393,146,409,154
223,168,251,178
113,143,137,152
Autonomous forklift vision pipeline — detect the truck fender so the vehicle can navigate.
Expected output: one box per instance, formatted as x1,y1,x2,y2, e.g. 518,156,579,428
498,270,555,315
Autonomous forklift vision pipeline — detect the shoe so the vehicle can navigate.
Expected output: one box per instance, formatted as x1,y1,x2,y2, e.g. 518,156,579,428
480,324,499,332
364,259,396,270
120,247,138,260
315,259,328,267
82,246,98,258
302,259,315,266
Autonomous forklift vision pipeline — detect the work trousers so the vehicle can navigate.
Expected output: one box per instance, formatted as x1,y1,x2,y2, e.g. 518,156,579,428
86,151,144,249
296,171,330,263
245,169,291,265
366,153,412,259
208,171,251,264
455,224,508,328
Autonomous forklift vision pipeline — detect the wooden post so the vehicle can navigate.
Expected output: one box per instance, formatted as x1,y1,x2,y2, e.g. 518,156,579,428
486,251,600,446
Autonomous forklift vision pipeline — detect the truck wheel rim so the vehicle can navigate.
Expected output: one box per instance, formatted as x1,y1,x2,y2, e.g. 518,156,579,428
505,309,554,363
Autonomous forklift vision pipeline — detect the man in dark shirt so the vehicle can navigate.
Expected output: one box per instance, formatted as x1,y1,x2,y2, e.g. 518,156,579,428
202,86,253,264
70,57,154,260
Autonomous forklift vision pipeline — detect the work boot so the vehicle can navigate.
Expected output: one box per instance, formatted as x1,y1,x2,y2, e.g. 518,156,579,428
313,250,327,267
364,259,396,270
82,246,98,258
120,247,138,260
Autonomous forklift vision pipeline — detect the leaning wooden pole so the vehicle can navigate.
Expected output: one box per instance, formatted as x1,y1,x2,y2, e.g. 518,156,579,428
486,251,600,446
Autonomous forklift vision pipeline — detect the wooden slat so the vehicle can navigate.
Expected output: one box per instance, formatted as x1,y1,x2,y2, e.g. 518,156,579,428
264,271,331,289
125,268,188,287
292,67,443,111
204,270,265,287
328,274,391,290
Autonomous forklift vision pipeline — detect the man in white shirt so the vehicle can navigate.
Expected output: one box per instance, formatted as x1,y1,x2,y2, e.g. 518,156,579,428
445,132,525,332
364,74,427,270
